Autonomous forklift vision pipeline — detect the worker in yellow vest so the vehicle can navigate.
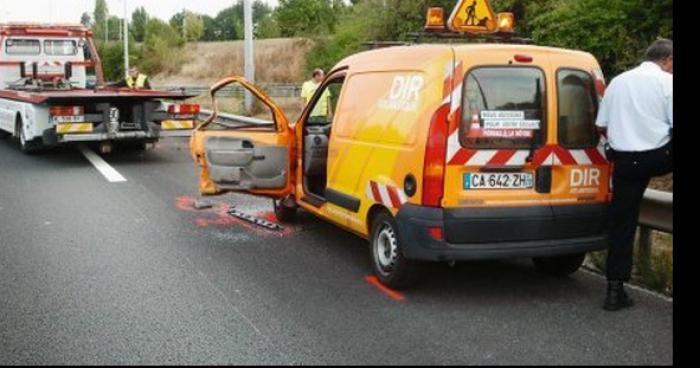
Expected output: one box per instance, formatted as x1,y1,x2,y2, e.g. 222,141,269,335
115,66,151,89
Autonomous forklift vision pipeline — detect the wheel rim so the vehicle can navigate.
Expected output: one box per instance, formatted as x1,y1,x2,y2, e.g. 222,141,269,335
374,223,398,274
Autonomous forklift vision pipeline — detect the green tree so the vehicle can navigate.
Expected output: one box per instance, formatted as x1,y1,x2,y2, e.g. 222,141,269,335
184,13,205,42
201,15,219,41
80,12,92,28
275,0,338,37
530,0,673,78
256,15,281,39
131,7,149,42
93,0,108,42
107,16,122,41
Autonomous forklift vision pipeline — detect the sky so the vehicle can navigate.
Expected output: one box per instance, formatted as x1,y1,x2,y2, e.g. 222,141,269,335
0,0,280,24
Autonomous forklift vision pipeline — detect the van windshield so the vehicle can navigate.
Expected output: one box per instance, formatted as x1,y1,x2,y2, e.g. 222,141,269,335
460,67,546,149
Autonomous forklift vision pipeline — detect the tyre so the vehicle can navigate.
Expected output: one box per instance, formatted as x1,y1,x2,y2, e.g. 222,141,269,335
16,118,42,154
273,199,297,223
0,129,10,138
532,253,586,277
370,211,421,289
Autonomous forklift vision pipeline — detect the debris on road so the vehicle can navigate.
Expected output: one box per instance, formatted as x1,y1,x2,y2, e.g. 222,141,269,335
194,199,215,210
228,206,284,232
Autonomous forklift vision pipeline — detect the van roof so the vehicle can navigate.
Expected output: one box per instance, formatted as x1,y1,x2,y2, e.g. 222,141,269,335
336,43,596,72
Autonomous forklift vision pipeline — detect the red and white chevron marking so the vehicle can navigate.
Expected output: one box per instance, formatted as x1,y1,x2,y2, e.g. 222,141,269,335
366,181,408,210
446,144,607,167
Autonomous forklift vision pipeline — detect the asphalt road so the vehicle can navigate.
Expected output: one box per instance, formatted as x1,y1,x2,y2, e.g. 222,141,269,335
0,137,673,365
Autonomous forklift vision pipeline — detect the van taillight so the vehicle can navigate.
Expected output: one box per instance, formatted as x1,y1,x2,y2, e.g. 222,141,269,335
50,106,84,116
592,68,607,100
422,105,450,207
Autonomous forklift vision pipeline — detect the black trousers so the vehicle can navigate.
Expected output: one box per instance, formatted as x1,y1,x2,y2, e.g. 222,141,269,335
606,142,673,281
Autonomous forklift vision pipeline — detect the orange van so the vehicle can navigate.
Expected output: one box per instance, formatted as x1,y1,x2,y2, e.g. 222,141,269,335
190,5,611,288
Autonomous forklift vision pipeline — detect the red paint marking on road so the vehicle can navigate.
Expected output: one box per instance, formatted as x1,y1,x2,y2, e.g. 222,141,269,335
365,276,406,302
176,195,299,237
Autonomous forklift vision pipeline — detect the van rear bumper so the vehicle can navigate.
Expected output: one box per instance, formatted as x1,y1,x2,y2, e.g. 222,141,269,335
395,203,609,262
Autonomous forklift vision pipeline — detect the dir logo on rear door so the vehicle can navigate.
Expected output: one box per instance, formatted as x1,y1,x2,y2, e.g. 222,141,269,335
570,168,601,194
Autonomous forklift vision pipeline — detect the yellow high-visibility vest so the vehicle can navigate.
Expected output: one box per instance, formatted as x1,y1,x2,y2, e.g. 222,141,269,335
126,74,148,89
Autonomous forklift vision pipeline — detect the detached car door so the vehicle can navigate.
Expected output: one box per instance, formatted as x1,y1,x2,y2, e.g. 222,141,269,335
190,76,294,198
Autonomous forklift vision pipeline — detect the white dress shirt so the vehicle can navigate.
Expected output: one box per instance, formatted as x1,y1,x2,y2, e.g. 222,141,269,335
596,61,673,152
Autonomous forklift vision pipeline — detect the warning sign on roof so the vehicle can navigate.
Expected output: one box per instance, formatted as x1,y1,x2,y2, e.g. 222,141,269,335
448,0,498,33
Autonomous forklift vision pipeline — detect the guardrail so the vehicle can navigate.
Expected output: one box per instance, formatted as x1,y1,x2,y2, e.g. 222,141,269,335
638,189,673,271
158,83,301,98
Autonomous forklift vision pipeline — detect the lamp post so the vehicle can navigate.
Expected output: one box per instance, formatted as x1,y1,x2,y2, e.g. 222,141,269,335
123,0,129,74
243,0,255,113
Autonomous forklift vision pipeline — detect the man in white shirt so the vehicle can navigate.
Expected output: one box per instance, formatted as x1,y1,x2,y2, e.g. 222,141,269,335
596,39,673,311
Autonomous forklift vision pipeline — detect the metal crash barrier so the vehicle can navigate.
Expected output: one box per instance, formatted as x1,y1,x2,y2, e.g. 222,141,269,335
638,189,673,271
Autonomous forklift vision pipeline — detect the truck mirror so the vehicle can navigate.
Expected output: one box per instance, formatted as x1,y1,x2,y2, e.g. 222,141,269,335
64,62,73,81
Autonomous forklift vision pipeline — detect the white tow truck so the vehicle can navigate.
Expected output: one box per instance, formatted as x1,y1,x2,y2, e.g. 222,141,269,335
0,23,199,154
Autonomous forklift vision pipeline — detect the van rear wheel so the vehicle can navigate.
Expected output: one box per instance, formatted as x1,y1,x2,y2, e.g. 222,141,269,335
370,211,420,289
532,253,586,277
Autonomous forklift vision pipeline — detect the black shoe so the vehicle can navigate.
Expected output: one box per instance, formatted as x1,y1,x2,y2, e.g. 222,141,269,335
603,281,635,311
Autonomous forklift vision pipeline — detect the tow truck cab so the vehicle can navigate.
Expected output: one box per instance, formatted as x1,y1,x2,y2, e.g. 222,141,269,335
190,1,612,288
0,24,196,153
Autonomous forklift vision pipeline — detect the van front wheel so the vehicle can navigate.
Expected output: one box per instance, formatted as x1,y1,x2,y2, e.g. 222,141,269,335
532,253,586,277
370,212,420,289
273,199,297,223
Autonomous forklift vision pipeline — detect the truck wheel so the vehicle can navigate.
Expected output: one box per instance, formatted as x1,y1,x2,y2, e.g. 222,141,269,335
0,129,10,138
370,211,420,289
16,118,41,154
532,253,586,277
273,199,297,223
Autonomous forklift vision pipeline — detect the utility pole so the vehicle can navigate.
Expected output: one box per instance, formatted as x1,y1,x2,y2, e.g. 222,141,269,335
182,9,187,41
243,0,255,113
123,0,129,74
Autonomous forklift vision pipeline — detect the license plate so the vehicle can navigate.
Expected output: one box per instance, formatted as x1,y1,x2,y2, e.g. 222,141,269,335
53,116,85,123
464,172,534,190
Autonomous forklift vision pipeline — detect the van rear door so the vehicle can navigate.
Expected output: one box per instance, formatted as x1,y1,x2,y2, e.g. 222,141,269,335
444,50,551,208
548,63,610,222
441,49,553,244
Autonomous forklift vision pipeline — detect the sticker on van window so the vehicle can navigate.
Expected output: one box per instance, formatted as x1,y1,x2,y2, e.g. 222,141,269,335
378,76,424,112
480,110,540,130
481,129,534,138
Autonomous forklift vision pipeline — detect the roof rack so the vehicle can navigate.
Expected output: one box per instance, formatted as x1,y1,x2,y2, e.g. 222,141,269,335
363,31,534,50
407,31,534,45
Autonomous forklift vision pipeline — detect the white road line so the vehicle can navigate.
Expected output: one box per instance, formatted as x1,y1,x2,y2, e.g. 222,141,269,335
78,145,127,183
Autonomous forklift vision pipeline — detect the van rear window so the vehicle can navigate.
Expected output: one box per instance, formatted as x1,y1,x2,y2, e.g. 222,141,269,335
557,69,599,148
4,39,41,55
460,67,546,149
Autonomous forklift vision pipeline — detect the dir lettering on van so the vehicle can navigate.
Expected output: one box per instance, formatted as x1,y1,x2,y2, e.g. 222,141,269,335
570,168,601,194
378,75,424,111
